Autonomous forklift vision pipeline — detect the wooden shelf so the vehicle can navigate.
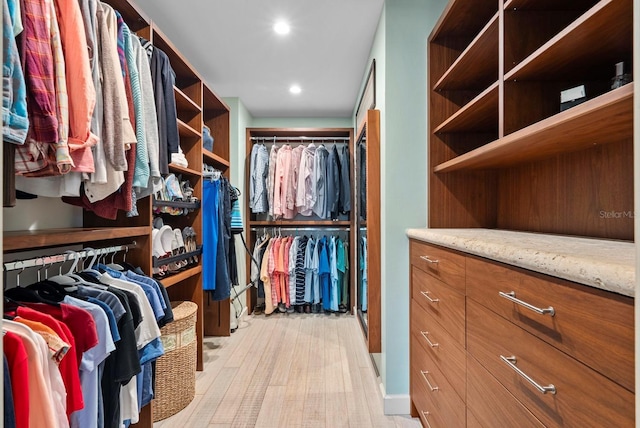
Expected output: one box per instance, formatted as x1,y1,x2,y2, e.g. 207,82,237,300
202,84,230,114
251,220,351,228
174,86,201,113
151,27,200,86
434,84,633,172
430,0,497,39
103,0,150,32
203,149,230,169
160,265,203,288
4,227,150,252
434,13,499,91
177,119,201,139
434,81,499,133
505,0,632,81
169,164,201,177
504,0,598,10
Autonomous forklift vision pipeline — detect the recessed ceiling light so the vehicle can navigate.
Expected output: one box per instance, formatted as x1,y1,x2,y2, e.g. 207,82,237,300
289,85,301,95
274,21,290,35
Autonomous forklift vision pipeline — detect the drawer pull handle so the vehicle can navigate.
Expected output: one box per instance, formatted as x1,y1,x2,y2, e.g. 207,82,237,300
420,291,439,303
499,291,555,316
420,331,439,348
500,355,556,395
420,370,439,392
421,411,433,428
420,255,439,264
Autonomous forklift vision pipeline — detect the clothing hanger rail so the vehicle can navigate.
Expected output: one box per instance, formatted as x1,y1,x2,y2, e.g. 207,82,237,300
3,242,137,273
251,136,350,143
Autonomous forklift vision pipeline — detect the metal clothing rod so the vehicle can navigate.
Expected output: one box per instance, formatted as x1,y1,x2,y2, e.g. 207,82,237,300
251,136,350,142
251,227,350,232
3,242,136,273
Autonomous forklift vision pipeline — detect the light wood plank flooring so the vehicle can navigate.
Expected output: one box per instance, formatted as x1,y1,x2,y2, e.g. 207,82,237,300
153,314,420,428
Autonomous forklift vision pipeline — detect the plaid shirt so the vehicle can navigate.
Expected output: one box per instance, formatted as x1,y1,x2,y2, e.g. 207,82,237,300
20,0,58,144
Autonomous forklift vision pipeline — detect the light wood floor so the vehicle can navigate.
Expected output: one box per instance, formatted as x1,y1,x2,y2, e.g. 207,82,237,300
153,313,420,428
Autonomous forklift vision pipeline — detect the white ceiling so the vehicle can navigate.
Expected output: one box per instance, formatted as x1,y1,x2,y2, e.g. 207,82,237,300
134,0,385,118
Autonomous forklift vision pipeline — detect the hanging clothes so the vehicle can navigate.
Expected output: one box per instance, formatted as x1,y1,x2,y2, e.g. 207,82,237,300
249,144,269,214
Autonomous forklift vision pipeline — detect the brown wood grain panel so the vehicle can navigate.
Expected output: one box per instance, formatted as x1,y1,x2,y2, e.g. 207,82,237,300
429,169,498,229
433,82,499,134
174,86,202,113
410,240,465,293
504,10,585,73
161,266,203,288
365,110,381,353
466,255,634,391
412,267,466,346
497,139,634,240
505,0,598,9
4,227,151,252
467,301,635,427
430,0,498,40
467,354,545,428
103,0,150,31
434,14,499,91
151,27,201,88
205,113,230,162
411,351,465,427
435,84,633,172
505,0,632,81
411,300,466,399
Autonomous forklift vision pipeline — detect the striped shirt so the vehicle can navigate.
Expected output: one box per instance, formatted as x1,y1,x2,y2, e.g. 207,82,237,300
295,236,308,304
249,144,269,213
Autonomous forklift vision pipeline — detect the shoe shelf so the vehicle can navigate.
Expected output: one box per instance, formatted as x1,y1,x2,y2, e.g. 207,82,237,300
152,245,202,269
177,119,202,139
152,199,201,210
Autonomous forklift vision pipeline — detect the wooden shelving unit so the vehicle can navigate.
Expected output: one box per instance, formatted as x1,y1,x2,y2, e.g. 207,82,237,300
417,0,635,425
203,149,230,169
505,0,632,81
435,84,633,172
428,0,634,238
434,13,499,91
2,0,232,426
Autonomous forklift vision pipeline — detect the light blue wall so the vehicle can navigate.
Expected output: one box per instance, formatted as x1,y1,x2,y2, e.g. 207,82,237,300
225,97,254,312
352,0,447,399
251,117,352,129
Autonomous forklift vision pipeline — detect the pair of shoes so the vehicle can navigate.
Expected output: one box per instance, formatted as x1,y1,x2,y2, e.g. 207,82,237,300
182,227,198,264
303,304,311,314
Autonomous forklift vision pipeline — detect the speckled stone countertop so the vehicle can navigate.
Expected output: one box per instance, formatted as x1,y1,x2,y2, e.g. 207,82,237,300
406,228,635,298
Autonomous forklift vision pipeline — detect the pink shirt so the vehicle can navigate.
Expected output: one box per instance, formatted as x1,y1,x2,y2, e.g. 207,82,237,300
54,0,99,172
267,146,278,218
287,145,304,214
274,145,294,219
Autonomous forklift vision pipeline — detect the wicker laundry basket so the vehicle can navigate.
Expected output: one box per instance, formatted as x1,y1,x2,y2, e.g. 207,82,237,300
152,301,198,421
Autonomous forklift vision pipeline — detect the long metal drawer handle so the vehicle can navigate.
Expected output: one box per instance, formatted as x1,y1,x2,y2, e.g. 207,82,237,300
500,355,556,395
498,291,555,316
420,255,439,264
420,370,439,392
421,411,433,428
420,331,439,348
420,291,439,303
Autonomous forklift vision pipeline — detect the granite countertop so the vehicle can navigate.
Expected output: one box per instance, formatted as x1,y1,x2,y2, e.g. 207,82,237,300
406,228,636,298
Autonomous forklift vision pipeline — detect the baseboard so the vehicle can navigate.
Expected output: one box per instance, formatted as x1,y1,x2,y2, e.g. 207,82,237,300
378,382,411,415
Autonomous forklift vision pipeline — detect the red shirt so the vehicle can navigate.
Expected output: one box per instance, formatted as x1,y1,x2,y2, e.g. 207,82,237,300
4,331,30,428
16,306,85,416
26,302,99,367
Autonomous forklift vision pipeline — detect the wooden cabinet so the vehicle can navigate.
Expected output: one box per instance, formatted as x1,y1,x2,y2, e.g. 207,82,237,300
408,239,635,427
429,0,634,241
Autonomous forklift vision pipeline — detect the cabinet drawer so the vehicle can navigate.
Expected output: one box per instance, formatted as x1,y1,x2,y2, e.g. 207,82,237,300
467,354,544,428
410,240,465,293
411,299,465,399
467,301,634,427
412,266,465,345
466,255,634,392
411,342,465,428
